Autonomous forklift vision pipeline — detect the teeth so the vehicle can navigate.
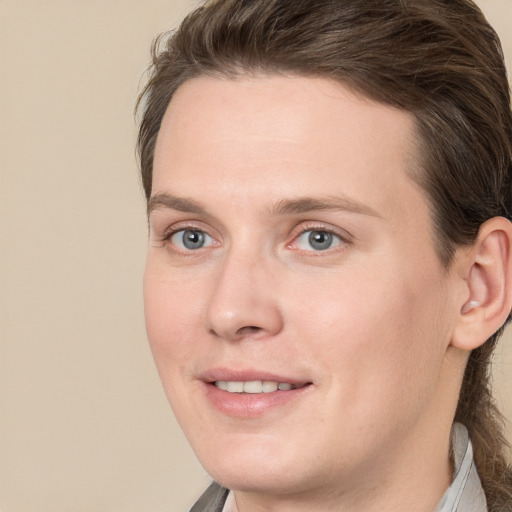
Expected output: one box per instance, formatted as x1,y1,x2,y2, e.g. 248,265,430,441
244,380,263,393
214,380,303,393
262,381,278,393
215,380,228,391
227,381,244,393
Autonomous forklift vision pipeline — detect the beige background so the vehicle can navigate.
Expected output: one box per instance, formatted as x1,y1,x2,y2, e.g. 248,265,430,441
0,1,511,511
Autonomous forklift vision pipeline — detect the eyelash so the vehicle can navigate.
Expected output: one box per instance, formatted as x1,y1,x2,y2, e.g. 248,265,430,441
158,223,350,255
288,224,349,253
158,224,216,255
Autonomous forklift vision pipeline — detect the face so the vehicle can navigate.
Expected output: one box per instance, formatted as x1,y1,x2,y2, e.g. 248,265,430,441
144,75,462,501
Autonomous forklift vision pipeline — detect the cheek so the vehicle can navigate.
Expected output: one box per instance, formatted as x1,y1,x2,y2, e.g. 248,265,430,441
289,265,451,408
142,263,212,431
143,262,205,370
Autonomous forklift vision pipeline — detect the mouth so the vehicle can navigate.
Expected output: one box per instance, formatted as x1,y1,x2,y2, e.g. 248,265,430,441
200,370,313,417
213,380,309,393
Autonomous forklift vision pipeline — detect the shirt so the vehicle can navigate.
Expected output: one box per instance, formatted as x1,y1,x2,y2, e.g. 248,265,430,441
434,423,487,512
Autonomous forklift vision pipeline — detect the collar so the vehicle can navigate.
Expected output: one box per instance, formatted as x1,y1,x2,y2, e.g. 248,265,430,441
221,490,238,512
435,423,487,512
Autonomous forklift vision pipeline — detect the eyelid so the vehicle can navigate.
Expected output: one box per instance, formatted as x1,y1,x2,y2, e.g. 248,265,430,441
287,222,352,251
156,219,216,241
150,218,222,253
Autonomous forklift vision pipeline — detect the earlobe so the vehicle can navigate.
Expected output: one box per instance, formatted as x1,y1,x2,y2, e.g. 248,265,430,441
451,217,512,351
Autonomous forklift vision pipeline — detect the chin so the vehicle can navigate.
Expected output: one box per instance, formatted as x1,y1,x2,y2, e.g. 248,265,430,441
208,463,309,496
191,434,309,492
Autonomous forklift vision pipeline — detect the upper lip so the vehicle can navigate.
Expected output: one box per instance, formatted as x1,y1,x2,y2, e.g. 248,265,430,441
199,367,311,385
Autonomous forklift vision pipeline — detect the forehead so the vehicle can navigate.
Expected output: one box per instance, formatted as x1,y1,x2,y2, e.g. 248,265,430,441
155,74,418,164
153,74,427,227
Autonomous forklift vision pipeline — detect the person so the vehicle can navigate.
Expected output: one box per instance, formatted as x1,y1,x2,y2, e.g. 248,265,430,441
136,0,512,510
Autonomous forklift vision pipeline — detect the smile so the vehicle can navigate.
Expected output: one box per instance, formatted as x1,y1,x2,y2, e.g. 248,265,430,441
214,380,307,393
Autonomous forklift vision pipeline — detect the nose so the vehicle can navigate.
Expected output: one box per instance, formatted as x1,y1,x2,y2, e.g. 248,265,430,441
204,250,284,342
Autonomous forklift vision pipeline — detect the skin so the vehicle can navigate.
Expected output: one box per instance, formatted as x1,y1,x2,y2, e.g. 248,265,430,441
144,75,471,512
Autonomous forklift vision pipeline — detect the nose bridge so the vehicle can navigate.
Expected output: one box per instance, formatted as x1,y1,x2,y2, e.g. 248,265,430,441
204,243,283,341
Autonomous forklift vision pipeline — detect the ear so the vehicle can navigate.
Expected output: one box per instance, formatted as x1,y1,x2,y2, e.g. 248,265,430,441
451,217,512,351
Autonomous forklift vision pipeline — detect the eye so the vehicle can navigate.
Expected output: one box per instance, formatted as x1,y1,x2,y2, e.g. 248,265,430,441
294,230,343,251
170,229,214,250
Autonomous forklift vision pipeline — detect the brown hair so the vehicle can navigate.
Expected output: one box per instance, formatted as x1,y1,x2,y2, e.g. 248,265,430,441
137,0,512,508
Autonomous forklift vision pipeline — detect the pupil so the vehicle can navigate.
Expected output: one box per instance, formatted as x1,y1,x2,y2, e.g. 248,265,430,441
309,231,332,251
183,230,205,249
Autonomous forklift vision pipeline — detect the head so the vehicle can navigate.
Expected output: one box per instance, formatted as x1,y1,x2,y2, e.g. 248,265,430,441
137,0,512,508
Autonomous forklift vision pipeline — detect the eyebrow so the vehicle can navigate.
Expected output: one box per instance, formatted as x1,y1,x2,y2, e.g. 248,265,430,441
147,193,206,216
271,196,381,217
147,192,381,218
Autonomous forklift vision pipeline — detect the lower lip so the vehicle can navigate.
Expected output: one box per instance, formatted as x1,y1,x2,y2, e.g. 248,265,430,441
203,382,312,418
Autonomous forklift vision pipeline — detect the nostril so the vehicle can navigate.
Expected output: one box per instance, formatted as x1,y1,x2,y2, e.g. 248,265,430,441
208,325,261,338
237,326,263,336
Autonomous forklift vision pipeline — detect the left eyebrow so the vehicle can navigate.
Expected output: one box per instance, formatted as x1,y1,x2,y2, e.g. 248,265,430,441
271,196,382,218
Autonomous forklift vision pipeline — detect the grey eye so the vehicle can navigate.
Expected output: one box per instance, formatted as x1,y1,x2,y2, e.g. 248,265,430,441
296,230,342,251
171,230,213,250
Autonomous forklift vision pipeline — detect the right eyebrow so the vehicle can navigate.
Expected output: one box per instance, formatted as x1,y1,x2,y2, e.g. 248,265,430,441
147,193,206,216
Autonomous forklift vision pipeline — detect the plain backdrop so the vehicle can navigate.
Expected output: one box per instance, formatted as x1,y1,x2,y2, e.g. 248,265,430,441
0,1,511,511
